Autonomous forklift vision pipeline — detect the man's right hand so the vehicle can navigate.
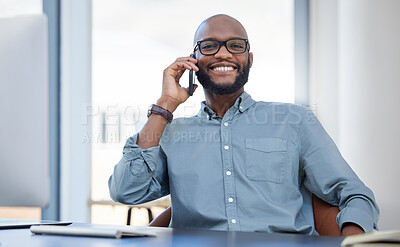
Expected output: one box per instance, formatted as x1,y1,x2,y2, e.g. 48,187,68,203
137,56,199,149
157,56,199,112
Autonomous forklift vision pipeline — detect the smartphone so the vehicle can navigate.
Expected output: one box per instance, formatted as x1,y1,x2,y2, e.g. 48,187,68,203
189,54,196,96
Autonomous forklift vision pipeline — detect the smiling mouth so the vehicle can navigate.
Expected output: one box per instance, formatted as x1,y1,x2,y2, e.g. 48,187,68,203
210,66,237,72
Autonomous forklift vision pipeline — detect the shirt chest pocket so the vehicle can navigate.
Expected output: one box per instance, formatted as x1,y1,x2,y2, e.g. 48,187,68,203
245,138,287,183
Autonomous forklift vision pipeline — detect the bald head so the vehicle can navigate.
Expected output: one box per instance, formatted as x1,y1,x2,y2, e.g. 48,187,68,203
194,14,249,45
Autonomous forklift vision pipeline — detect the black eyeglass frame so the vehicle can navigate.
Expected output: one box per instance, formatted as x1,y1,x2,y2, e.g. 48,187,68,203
193,38,250,55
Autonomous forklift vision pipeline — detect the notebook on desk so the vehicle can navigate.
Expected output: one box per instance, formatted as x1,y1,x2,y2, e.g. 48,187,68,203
342,230,400,246
0,219,72,229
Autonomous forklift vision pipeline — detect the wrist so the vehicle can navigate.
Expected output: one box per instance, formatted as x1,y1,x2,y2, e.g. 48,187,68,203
156,96,180,113
148,104,173,123
342,223,365,236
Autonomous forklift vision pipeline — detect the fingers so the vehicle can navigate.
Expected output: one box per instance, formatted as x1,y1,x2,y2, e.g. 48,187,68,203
173,56,199,72
164,56,199,83
176,56,198,64
160,57,200,105
175,68,186,81
170,57,199,71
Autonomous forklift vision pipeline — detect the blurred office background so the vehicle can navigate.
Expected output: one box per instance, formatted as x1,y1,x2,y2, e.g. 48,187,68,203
0,0,398,230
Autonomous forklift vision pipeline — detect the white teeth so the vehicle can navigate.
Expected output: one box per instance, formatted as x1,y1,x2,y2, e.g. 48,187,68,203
213,66,234,72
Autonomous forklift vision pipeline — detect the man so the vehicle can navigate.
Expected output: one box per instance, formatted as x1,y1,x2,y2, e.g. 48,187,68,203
109,14,379,236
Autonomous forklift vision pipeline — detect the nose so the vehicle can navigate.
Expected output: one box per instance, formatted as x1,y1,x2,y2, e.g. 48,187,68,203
214,44,233,59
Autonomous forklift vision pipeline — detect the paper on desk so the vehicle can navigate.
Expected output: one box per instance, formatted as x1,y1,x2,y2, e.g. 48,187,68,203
341,230,400,246
30,225,169,239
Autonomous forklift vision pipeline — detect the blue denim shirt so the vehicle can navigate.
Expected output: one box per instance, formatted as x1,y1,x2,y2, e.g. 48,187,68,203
109,92,379,234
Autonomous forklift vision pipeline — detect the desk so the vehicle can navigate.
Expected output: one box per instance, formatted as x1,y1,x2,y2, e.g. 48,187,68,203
0,223,344,247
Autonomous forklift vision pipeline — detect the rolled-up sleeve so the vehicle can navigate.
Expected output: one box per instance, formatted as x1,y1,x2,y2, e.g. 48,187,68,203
299,107,379,232
108,133,169,205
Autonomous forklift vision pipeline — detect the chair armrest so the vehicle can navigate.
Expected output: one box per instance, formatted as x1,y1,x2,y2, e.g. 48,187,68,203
148,206,171,227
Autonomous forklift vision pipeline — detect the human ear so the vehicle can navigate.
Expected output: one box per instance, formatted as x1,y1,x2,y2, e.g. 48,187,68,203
249,52,253,68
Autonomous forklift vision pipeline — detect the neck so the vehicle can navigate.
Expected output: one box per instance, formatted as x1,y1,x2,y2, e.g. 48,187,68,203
203,88,244,117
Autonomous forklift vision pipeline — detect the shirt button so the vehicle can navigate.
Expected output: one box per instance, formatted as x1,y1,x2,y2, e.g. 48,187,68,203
231,219,237,224
226,171,232,176
239,106,243,110
224,122,229,127
224,145,229,150
228,197,234,203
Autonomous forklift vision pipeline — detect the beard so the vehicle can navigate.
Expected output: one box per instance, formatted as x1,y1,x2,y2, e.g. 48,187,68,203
195,57,251,95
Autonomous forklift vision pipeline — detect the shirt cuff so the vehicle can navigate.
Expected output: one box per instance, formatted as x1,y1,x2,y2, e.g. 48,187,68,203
337,207,377,232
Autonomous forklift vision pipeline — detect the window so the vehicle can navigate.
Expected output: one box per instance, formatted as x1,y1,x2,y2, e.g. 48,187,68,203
0,0,42,18
91,0,294,225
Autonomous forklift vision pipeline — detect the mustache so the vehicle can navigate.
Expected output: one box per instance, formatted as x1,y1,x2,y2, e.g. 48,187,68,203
203,60,241,70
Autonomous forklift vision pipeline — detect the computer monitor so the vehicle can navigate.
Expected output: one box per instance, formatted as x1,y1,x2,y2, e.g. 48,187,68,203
0,15,50,207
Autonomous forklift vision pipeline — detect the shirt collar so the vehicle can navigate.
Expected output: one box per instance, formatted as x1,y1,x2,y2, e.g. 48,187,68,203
197,91,255,120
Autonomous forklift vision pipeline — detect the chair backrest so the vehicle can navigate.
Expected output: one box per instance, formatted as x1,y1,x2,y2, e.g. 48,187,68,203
149,195,341,236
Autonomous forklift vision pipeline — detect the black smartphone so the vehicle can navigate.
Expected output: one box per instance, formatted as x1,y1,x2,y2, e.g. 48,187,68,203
189,54,196,96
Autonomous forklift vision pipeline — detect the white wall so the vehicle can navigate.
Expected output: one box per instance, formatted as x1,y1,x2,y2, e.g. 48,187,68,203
311,0,400,230
310,0,339,143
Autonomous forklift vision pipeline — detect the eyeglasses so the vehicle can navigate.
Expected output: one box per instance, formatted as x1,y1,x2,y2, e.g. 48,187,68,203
194,38,250,55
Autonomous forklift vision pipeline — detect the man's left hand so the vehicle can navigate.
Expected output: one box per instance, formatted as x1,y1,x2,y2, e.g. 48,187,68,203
341,223,365,236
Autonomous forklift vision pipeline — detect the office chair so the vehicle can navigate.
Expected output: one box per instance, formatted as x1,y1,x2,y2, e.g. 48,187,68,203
148,195,341,236
126,207,154,225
